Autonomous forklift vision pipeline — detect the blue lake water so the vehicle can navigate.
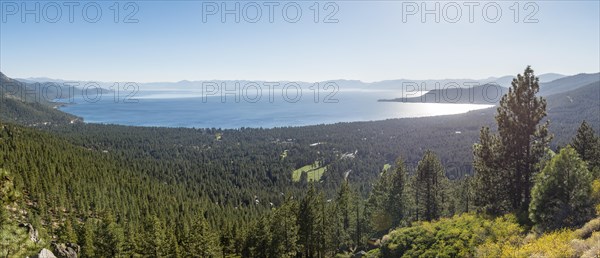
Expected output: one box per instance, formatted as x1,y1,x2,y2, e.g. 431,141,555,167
58,88,494,129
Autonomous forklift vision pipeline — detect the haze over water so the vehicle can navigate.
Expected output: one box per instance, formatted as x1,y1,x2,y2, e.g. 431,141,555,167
58,87,493,129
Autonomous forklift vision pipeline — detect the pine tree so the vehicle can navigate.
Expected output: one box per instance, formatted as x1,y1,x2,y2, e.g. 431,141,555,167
137,216,167,257
247,215,271,257
353,193,367,251
0,169,37,258
163,225,180,258
96,212,124,257
121,223,137,257
219,220,235,257
475,66,551,215
387,158,408,228
298,184,320,257
322,199,339,256
270,196,299,257
454,174,473,214
365,157,410,234
572,120,600,173
415,150,447,221
473,127,511,214
366,168,393,234
335,180,353,250
81,219,96,258
184,214,219,257
315,191,336,256
57,217,78,244
529,147,595,231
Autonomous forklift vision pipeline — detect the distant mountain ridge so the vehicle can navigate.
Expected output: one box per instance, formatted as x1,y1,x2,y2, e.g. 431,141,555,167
379,73,599,104
14,73,567,92
379,83,505,104
539,73,600,96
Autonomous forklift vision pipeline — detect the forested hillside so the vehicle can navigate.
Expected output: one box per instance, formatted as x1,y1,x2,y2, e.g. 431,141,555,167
0,72,78,125
547,81,600,145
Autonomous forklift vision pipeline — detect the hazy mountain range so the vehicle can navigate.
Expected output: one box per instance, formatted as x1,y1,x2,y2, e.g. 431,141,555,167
379,73,599,104
13,73,570,93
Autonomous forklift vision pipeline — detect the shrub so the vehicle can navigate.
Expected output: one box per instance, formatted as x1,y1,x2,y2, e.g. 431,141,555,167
574,217,600,239
517,230,575,257
592,180,600,215
529,147,595,231
379,213,523,258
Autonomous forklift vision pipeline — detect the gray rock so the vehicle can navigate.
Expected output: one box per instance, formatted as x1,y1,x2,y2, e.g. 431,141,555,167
33,248,57,258
52,242,79,258
18,223,39,243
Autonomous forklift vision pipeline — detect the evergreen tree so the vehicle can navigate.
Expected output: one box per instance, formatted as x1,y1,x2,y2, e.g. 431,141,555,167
121,223,137,257
81,219,96,258
473,127,511,214
96,212,125,257
57,217,78,244
529,147,595,231
572,120,600,174
137,216,167,257
0,169,37,258
475,66,551,215
415,150,447,221
298,184,320,257
454,175,473,214
353,193,368,251
163,225,180,258
184,214,219,257
323,199,339,256
219,220,235,257
365,157,410,234
335,180,353,250
270,196,299,257
247,215,271,257
315,191,336,256
366,168,393,235
387,157,408,228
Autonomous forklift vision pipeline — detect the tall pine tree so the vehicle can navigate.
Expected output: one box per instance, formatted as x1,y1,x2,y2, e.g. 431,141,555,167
414,150,447,221
270,196,299,257
387,158,408,227
474,66,551,216
298,184,322,258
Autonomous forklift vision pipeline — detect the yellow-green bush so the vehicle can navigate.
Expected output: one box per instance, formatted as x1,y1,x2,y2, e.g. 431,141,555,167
478,230,574,257
477,216,600,258
592,179,600,215
379,213,523,258
517,230,575,257
574,217,600,239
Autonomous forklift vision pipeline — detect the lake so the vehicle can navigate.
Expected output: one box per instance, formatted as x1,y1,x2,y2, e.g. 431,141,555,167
58,87,494,129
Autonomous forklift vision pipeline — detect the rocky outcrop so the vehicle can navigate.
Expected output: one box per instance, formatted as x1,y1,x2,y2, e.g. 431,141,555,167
52,243,80,258
18,223,39,243
33,248,57,258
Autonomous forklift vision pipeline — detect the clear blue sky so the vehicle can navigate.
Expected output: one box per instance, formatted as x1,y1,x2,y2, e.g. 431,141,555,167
1,1,598,82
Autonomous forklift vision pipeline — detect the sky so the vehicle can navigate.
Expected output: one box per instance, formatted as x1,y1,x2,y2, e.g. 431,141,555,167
0,1,599,83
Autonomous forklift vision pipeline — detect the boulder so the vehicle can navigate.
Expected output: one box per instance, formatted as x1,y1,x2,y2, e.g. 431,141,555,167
52,242,79,258
33,248,57,258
